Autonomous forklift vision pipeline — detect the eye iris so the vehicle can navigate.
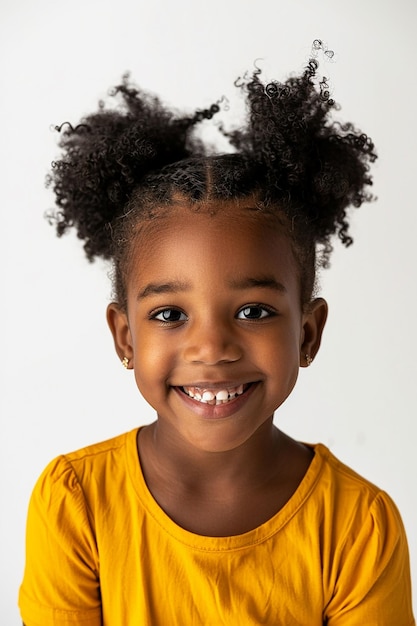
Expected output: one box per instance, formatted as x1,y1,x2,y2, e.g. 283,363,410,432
163,309,179,321
243,307,262,319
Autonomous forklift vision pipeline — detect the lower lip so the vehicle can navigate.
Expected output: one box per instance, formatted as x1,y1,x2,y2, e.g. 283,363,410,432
173,384,258,420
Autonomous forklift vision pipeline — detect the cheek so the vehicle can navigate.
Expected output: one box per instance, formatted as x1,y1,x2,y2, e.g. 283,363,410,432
132,351,168,411
258,330,301,381
132,332,174,386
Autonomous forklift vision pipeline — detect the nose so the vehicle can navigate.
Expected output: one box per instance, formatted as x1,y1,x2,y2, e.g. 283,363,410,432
182,318,242,365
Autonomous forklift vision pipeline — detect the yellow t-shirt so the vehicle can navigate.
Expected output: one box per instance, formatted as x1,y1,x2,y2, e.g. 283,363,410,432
19,428,415,626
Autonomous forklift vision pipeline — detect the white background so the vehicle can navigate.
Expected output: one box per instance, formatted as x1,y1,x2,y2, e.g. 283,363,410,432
1,0,416,622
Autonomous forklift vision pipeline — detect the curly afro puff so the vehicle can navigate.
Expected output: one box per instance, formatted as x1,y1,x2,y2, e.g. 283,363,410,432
47,58,377,309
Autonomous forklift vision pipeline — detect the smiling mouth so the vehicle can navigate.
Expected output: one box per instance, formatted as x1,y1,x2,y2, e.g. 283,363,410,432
180,383,252,406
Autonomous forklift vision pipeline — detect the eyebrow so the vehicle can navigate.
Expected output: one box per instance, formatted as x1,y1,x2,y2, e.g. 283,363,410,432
138,276,287,299
138,281,191,299
228,276,287,293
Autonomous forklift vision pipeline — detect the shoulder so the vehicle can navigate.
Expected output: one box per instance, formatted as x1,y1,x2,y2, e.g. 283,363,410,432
31,429,139,509
308,446,414,623
306,444,408,556
312,443,384,503
312,445,408,576
62,427,138,466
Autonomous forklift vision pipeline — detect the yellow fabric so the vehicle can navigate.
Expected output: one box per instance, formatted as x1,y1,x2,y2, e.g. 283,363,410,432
19,429,415,626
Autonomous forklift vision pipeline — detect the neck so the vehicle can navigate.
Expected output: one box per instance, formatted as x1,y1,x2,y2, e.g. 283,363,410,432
139,417,285,492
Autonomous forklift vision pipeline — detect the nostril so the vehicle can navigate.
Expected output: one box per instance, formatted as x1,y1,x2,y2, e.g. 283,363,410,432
182,333,242,365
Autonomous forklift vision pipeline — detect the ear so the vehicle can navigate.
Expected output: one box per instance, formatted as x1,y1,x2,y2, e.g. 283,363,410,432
106,303,134,368
300,297,328,367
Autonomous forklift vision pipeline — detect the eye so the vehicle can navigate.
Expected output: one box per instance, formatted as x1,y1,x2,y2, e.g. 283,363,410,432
236,305,275,320
151,308,187,323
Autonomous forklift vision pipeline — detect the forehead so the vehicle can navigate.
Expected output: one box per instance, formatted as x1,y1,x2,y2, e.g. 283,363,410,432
127,203,300,294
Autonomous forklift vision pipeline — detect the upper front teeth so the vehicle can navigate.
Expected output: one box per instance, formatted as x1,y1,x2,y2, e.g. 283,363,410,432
183,385,245,405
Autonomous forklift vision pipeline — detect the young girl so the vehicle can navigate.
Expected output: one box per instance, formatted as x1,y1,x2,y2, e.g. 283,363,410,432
19,51,415,625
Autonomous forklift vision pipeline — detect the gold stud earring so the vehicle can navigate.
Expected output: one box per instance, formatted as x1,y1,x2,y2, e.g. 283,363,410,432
305,354,313,366
122,356,129,369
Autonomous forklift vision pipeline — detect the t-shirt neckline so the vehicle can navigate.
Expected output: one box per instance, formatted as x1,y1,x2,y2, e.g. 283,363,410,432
126,427,325,552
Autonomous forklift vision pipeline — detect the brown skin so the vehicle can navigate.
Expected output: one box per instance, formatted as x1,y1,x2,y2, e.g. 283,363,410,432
107,201,327,536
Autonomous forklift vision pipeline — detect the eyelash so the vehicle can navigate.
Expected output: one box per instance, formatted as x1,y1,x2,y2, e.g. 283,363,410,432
151,308,187,323
236,305,277,320
150,305,277,324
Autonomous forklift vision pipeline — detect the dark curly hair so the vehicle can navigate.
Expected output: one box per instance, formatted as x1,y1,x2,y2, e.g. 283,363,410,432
46,56,377,310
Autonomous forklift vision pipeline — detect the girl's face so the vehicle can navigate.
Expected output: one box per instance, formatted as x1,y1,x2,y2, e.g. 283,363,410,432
108,202,327,453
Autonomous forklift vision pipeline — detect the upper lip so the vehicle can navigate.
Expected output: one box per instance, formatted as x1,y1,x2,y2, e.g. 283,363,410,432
176,381,255,390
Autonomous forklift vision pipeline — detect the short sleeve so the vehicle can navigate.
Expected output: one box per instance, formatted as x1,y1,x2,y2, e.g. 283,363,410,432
19,456,102,626
325,491,415,625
